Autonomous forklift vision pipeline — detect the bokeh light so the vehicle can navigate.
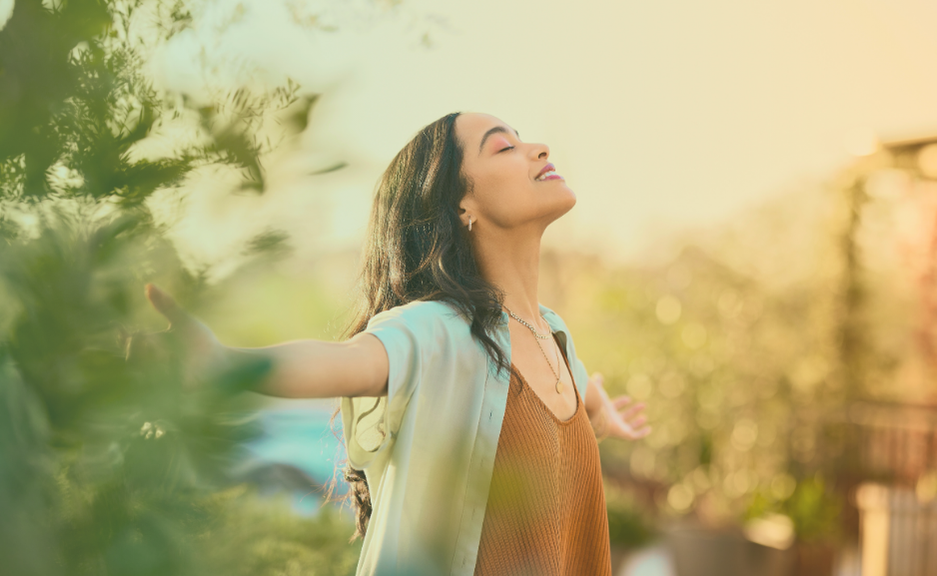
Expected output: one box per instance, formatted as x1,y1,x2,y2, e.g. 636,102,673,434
4,1,937,575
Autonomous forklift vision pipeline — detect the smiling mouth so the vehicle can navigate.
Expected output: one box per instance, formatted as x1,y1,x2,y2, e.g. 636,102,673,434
535,170,563,181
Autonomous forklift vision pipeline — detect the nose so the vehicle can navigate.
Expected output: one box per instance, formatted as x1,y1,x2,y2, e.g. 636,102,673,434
531,142,549,160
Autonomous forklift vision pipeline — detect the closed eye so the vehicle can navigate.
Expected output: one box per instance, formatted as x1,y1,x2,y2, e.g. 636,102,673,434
499,145,515,153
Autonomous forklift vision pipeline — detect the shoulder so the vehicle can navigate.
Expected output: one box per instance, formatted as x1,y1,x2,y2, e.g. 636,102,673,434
366,299,470,337
539,302,583,356
364,300,477,368
538,303,572,334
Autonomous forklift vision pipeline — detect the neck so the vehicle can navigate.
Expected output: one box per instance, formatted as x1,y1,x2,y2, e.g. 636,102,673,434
471,225,545,328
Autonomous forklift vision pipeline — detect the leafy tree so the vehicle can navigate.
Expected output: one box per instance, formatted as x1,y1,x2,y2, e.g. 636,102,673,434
0,1,359,575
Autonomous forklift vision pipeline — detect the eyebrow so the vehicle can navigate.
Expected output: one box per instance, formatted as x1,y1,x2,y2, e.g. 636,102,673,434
478,125,520,154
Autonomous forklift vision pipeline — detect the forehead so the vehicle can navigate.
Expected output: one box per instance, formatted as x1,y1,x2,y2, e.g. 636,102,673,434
455,113,517,146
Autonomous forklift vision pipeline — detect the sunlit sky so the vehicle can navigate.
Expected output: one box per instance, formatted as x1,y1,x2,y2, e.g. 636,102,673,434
142,0,937,270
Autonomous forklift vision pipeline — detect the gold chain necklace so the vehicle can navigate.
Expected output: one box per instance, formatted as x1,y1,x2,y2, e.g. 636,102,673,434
504,306,564,394
505,307,551,340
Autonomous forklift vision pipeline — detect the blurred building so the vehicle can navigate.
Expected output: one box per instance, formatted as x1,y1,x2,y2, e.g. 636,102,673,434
842,133,937,576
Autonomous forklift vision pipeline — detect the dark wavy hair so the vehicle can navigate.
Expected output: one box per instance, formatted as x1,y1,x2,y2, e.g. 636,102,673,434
327,112,510,541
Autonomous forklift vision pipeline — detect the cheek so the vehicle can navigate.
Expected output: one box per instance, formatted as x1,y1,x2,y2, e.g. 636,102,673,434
477,159,533,195
472,179,543,228
474,169,531,209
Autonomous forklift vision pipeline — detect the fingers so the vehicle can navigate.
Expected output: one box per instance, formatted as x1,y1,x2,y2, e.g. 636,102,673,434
592,376,654,441
613,395,633,409
615,416,651,437
614,410,648,436
145,283,186,326
628,425,652,439
627,415,648,429
609,419,652,440
619,402,646,421
605,392,652,440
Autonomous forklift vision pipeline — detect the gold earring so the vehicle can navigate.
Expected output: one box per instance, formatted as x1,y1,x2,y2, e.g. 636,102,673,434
468,216,473,232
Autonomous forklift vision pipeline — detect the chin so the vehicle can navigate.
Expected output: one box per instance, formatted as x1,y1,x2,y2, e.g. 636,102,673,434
557,185,577,212
544,191,577,223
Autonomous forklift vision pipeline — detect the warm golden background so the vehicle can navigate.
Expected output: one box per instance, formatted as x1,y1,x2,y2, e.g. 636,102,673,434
2,1,937,575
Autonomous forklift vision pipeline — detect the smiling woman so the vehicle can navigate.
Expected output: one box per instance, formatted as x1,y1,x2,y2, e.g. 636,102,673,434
145,111,650,576
458,113,576,235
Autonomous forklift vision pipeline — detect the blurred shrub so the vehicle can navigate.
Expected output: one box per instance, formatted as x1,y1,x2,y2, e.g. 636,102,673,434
605,481,657,548
745,474,842,545
0,0,313,203
783,476,842,544
546,173,901,543
0,1,358,575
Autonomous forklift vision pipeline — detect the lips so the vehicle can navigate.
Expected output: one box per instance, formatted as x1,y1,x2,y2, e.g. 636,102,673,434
535,163,562,182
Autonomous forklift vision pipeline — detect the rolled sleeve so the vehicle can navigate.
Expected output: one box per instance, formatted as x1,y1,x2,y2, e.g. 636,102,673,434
340,302,444,469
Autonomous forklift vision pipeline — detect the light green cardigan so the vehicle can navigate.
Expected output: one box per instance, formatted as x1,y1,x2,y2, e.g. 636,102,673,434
341,300,591,576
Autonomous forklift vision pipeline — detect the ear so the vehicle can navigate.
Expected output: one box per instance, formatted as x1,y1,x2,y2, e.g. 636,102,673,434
457,197,476,229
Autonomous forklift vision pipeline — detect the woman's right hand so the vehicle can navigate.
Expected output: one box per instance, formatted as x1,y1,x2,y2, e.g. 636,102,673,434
134,283,226,388
135,283,389,399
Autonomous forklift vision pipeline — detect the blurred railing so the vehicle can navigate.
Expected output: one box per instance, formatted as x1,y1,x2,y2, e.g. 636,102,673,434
848,401,937,485
855,484,937,576
841,401,937,576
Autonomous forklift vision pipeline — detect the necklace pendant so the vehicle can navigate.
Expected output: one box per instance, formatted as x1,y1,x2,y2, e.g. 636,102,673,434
555,380,564,394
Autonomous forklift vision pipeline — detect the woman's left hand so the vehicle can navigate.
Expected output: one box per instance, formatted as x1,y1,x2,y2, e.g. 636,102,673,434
589,373,651,441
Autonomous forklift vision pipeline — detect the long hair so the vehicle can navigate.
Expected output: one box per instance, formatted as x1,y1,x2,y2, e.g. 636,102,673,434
329,112,510,541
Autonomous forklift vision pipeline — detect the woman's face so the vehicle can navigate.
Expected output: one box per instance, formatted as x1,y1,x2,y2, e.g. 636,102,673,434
455,113,576,233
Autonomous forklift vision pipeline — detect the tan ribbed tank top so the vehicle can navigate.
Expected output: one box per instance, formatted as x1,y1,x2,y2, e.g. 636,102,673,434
473,336,612,576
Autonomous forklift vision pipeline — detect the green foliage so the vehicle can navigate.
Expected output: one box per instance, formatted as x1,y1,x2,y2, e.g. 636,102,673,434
552,179,874,541
0,0,314,204
605,482,656,548
573,240,835,510
744,475,842,543
782,476,842,544
0,351,60,576
0,1,356,575
0,202,361,576
198,486,362,576
1,0,173,201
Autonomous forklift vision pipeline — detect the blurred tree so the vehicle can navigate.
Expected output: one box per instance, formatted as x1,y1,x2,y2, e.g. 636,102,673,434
0,1,359,575
0,0,315,204
542,178,863,547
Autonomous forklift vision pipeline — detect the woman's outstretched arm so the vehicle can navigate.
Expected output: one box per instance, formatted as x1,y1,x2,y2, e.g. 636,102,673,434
225,333,388,398
144,284,389,399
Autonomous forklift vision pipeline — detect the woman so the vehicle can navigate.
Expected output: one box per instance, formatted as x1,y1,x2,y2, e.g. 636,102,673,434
145,112,651,576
